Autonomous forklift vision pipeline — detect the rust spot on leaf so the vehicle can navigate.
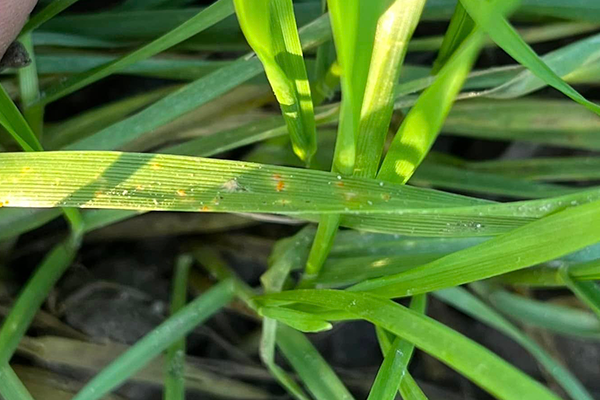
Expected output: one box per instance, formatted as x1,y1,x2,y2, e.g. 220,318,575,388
177,189,187,196
276,181,285,192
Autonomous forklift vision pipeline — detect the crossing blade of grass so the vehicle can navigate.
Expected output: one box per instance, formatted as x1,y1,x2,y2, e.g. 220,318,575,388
376,10,489,183
0,208,61,241
0,84,43,152
33,0,235,107
353,0,426,179
276,324,355,400
17,35,43,139
369,295,427,400
114,0,175,11
234,0,316,163
410,22,600,53
443,99,600,150
195,240,352,400
311,1,338,107
395,32,600,112
45,86,176,150
304,0,389,280
326,0,389,175
0,231,81,365
348,200,600,297
482,289,600,340
411,162,577,199
65,14,330,151
0,363,35,400
194,248,311,399
377,0,523,185
435,287,594,400
460,0,600,115
254,290,561,400
559,267,600,318
497,259,600,287
260,319,311,400
431,2,475,75
38,4,321,43
482,32,600,100
20,0,81,35
162,104,339,158
164,254,192,400
259,230,327,400
71,279,234,400
466,157,600,182
33,53,232,80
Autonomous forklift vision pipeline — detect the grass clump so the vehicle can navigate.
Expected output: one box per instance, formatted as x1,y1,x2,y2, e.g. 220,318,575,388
1,0,600,399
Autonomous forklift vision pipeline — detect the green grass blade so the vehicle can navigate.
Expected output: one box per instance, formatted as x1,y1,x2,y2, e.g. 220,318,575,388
0,150,484,214
8,156,600,239
234,0,316,163
484,289,600,340
399,374,428,400
431,2,475,75
497,259,600,287
33,53,231,79
410,22,600,53
435,287,594,400
369,295,427,400
412,162,577,199
443,99,600,150
377,18,488,183
353,0,426,179
115,0,175,11
0,232,81,365
72,280,234,400
349,200,600,297
254,290,561,400
460,0,600,115
466,157,600,182
327,0,388,175
34,0,235,106
0,83,43,152
260,318,311,400
45,86,175,150
483,33,600,100
65,14,330,151
164,254,192,400
560,267,600,318
20,0,81,35
377,0,520,184
0,363,35,400
367,336,408,400
305,0,389,281
276,324,355,400
17,34,43,139
259,229,327,400
195,239,348,400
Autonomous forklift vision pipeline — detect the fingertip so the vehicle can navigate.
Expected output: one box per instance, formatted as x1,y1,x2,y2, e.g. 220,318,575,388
0,0,38,57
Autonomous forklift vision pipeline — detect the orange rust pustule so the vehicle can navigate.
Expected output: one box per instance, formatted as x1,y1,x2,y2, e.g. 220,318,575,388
276,181,285,192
